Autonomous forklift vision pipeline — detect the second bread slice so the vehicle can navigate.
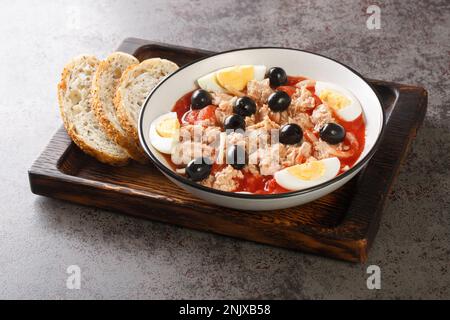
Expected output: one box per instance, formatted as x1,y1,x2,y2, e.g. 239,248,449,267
92,52,148,163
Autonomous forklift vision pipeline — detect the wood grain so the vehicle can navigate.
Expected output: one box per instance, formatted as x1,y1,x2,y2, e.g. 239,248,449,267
28,38,428,262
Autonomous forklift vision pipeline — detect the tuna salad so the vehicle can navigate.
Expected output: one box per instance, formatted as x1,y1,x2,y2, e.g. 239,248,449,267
148,65,366,194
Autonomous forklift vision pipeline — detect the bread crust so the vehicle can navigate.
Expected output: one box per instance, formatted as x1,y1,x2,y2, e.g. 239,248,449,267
57,55,129,166
92,52,148,164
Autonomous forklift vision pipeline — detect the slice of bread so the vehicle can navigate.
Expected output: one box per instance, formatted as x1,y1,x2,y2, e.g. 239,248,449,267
115,58,179,148
92,52,148,163
57,55,129,166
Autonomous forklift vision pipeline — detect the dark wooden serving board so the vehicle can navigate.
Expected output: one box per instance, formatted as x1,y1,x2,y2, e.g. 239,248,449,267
29,38,427,263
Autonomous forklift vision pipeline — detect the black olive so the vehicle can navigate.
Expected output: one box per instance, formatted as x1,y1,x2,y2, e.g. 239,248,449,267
226,145,247,169
191,89,212,110
268,67,287,87
279,124,303,145
185,157,212,181
223,114,245,131
233,96,256,117
319,123,346,145
268,90,291,112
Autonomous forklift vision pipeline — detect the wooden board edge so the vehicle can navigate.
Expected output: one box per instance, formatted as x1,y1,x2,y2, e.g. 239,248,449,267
29,170,367,262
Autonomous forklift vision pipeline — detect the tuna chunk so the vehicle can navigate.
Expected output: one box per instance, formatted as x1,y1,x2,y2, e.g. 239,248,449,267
214,96,236,126
244,164,260,176
171,141,216,166
281,141,313,167
226,131,246,147
247,79,274,106
200,174,215,188
256,104,289,124
295,79,316,88
249,143,282,176
259,145,282,175
245,114,256,126
212,92,234,105
212,165,243,192
298,141,313,159
247,115,280,131
289,86,316,115
313,132,359,159
288,113,313,131
179,125,221,145
311,104,334,132
172,125,221,165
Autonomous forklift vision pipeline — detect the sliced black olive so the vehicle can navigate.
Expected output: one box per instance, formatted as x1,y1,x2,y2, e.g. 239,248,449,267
233,96,256,117
268,90,291,112
191,89,212,110
268,67,287,87
319,123,346,145
226,145,247,170
279,124,303,145
224,114,245,131
185,157,212,181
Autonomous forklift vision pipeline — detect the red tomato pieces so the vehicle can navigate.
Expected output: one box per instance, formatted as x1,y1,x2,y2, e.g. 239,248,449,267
182,110,199,124
182,105,216,125
197,105,216,122
286,75,307,86
313,95,322,107
211,163,226,175
277,85,296,97
306,85,315,95
241,172,265,193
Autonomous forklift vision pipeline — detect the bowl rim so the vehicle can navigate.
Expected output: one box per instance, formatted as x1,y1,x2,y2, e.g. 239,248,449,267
138,46,385,199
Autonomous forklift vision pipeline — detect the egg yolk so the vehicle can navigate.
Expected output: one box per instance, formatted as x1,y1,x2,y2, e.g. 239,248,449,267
156,117,180,138
216,65,254,92
319,89,351,111
287,161,325,181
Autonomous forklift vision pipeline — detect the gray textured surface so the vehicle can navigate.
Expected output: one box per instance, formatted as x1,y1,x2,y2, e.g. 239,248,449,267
0,0,449,299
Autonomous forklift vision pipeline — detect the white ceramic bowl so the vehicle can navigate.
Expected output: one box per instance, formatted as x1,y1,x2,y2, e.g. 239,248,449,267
138,48,384,211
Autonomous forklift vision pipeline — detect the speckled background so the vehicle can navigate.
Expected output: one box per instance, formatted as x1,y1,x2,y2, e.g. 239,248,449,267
0,0,448,299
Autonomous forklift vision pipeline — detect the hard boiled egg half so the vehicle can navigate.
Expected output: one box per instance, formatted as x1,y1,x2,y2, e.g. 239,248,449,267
149,112,180,154
197,65,266,94
315,81,363,122
274,157,340,191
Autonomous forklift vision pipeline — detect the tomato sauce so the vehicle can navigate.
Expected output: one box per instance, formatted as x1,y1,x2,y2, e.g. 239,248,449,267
169,76,366,194
277,85,297,97
336,114,365,169
173,91,193,122
235,173,289,194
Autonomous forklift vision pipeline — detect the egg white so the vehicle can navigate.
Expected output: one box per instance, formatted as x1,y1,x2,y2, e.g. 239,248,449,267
197,72,226,93
274,157,340,191
253,65,267,81
315,81,363,122
149,112,180,154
